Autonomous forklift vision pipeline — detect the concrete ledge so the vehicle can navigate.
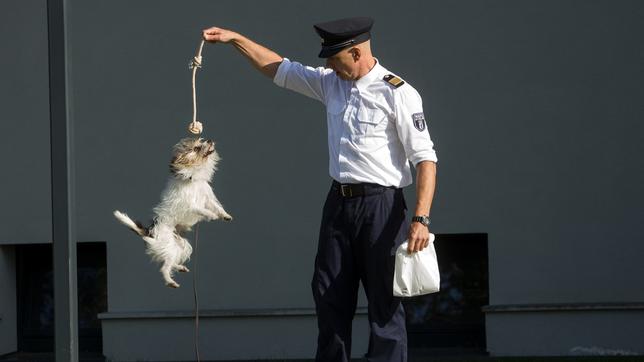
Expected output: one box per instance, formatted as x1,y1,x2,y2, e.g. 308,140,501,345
485,308,644,356
483,302,644,313
101,313,370,361
98,307,368,320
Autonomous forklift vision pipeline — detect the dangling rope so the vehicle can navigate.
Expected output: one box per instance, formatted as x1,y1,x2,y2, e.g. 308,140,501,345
188,39,206,362
192,224,201,362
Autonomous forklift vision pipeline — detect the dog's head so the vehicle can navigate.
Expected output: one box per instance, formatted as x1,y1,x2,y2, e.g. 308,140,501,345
169,137,220,181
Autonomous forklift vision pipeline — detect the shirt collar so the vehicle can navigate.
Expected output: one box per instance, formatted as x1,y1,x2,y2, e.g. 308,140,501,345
355,57,384,90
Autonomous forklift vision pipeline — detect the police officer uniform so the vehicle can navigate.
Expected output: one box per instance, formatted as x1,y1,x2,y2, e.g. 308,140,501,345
273,17,438,362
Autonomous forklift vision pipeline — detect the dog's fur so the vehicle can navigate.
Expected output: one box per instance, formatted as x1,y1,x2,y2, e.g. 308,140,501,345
114,137,231,288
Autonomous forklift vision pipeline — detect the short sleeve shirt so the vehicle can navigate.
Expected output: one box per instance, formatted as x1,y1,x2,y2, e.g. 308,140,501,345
273,57,438,188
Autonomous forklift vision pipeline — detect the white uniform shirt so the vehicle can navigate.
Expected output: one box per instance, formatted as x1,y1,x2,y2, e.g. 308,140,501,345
273,57,438,188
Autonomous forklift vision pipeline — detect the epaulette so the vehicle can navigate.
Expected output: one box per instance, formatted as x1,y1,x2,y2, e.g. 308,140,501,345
383,74,405,88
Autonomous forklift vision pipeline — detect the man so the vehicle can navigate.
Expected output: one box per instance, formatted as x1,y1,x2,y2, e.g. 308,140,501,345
203,16,437,362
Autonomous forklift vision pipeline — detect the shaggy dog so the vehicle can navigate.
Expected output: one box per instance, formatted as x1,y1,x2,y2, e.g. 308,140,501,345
114,137,231,288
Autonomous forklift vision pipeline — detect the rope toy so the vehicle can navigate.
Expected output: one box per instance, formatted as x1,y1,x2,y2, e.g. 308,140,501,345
188,40,206,135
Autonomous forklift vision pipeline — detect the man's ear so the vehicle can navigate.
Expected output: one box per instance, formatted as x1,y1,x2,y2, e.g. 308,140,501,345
350,47,361,61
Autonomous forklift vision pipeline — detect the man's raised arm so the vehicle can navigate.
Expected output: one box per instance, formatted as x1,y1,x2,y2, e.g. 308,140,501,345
203,26,283,79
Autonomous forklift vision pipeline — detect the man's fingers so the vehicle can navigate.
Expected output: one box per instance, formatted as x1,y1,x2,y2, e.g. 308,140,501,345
418,237,428,251
202,26,221,34
415,239,423,252
203,33,220,42
407,236,430,253
407,238,420,254
202,27,223,42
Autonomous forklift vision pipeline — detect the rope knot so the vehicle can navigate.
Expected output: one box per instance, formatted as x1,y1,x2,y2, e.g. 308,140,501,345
189,120,203,135
189,55,203,70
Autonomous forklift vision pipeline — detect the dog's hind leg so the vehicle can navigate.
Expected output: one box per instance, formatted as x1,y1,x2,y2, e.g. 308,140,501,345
172,233,193,273
161,262,180,288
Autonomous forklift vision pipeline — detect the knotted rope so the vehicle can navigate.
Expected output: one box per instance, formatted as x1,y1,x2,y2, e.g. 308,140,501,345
188,40,206,135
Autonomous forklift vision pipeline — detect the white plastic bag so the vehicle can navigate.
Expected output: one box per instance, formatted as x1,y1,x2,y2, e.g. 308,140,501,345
393,233,440,297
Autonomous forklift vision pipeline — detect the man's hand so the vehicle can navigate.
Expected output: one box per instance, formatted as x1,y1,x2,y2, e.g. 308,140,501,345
407,222,430,254
202,26,238,43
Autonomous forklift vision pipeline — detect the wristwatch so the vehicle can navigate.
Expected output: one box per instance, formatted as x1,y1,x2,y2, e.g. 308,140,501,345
412,215,430,227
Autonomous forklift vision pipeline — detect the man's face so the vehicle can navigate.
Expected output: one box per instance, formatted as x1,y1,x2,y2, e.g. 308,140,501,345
325,48,357,80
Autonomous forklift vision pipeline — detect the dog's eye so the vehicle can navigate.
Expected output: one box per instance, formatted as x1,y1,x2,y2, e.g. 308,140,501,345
193,146,201,152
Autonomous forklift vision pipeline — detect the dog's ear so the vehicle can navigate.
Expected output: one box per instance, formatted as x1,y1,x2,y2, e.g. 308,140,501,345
169,156,184,174
170,153,198,179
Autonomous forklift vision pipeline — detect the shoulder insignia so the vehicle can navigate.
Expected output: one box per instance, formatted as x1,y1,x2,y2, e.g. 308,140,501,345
383,74,405,88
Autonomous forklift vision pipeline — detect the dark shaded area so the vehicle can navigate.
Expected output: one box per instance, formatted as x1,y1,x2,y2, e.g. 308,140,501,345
14,242,107,353
405,234,489,355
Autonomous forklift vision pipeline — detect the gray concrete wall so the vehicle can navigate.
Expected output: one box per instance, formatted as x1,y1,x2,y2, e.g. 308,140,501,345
1,0,643,359
0,247,17,356
0,0,52,245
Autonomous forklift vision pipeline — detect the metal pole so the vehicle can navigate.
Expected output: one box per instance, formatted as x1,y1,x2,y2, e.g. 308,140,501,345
47,0,79,360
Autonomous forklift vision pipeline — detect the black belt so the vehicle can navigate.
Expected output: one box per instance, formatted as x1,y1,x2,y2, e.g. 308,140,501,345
332,180,398,198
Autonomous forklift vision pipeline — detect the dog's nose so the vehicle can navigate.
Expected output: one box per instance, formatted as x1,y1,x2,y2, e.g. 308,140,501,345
207,139,213,144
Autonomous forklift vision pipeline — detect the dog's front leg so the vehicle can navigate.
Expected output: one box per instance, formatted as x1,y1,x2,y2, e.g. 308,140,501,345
191,206,220,221
206,195,232,221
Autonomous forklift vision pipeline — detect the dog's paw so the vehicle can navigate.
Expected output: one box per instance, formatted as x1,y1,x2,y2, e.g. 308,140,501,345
177,265,190,273
222,213,233,221
166,280,180,288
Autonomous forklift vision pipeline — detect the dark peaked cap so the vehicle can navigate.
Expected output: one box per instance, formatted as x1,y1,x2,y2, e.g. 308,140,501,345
313,17,374,58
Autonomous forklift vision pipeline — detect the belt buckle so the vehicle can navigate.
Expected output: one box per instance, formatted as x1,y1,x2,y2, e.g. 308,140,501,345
340,184,352,197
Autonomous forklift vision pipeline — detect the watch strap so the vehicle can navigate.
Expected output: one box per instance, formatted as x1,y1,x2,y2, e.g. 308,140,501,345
412,215,430,226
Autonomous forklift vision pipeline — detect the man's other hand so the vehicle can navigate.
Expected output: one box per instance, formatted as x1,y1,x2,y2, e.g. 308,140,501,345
407,222,430,254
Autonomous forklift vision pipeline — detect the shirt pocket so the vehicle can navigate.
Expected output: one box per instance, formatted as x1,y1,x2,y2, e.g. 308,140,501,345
353,105,388,143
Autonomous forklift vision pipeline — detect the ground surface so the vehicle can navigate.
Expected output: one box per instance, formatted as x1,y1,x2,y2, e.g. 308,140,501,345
0,352,643,362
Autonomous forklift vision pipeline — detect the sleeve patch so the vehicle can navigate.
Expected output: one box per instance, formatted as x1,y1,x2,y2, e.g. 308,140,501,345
412,112,426,131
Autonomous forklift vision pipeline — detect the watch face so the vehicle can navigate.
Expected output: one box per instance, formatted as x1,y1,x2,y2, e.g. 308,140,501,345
412,216,430,226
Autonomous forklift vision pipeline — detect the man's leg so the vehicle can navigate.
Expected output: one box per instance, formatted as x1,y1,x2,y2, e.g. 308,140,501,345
312,186,360,362
355,188,409,362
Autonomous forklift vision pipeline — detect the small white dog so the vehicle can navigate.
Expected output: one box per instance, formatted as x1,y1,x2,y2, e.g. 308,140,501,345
114,137,232,288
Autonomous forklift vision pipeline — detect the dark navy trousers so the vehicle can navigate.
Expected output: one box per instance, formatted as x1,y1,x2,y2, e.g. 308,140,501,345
312,181,410,362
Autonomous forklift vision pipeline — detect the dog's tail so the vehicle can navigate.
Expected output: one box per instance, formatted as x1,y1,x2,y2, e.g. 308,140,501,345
113,210,150,237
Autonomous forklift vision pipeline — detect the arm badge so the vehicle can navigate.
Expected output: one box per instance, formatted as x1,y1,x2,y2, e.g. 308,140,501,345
412,112,426,131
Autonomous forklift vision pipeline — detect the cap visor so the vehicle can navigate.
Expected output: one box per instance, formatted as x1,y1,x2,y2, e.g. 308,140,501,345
318,46,344,58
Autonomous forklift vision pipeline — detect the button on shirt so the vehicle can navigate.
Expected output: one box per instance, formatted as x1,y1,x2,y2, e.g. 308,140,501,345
273,57,438,188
